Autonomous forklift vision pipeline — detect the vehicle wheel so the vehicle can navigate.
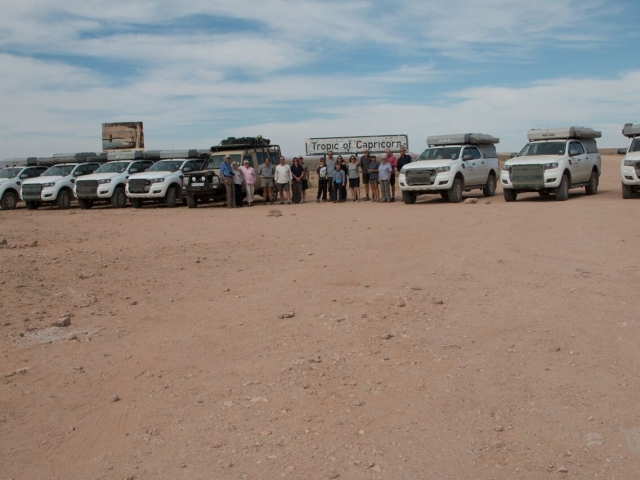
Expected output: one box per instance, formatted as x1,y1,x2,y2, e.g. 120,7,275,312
77,198,93,209
1,191,18,210
439,191,449,200
585,171,598,195
131,198,143,209
555,174,569,201
187,194,198,208
402,191,417,204
538,190,550,197
25,201,40,210
503,188,517,202
482,174,496,197
622,182,634,199
448,177,463,203
166,186,177,208
56,189,72,209
111,187,127,208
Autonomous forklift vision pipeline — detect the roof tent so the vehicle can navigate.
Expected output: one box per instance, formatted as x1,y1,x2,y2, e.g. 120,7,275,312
35,157,62,167
143,149,199,160
622,123,640,138
427,133,499,146
107,150,144,160
52,152,99,161
527,127,601,142
219,137,271,147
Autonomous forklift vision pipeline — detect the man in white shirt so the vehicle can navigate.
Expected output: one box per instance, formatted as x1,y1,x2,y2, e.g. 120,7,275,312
274,156,292,205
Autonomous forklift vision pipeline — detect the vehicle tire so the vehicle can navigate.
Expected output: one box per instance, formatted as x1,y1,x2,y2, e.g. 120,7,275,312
1,191,18,210
448,177,463,203
166,186,177,208
131,198,143,209
439,191,449,200
503,188,517,202
111,187,127,208
555,174,569,201
622,182,634,199
56,189,72,209
77,198,93,209
585,171,598,195
187,194,198,208
402,191,417,204
482,174,496,197
25,201,40,210
538,190,550,197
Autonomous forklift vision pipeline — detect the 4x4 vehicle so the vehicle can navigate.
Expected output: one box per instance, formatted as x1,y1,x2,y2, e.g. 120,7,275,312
501,127,601,202
185,137,281,207
21,162,102,210
0,165,48,210
125,151,204,208
620,123,640,199
399,133,500,204
75,153,154,209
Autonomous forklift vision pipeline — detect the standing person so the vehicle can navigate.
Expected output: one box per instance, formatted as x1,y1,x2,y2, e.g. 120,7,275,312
378,155,393,202
396,146,412,174
385,148,398,202
274,155,292,205
258,157,275,205
290,157,304,204
338,156,348,202
368,155,380,202
347,155,360,201
316,157,328,202
325,150,337,201
239,159,256,206
232,161,244,207
359,148,372,200
299,156,309,203
220,154,236,208
332,162,346,203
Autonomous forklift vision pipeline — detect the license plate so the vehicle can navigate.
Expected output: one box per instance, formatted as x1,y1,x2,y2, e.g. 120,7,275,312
191,182,204,187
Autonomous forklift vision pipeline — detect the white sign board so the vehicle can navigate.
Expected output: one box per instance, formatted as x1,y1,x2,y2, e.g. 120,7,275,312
305,134,408,155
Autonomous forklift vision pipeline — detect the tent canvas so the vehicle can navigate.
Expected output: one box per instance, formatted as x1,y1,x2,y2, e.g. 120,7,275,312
427,133,499,146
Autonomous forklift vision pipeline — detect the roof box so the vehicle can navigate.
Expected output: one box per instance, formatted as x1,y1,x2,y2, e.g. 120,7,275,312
427,133,499,146
107,150,143,160
52,152,98,160
527,127,601,142
622,123,640,138
143,149,199,160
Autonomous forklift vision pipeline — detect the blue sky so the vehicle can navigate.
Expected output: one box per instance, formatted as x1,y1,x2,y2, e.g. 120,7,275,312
1,0,638,159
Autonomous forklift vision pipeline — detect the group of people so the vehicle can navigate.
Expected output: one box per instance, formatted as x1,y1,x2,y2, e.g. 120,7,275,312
219,147,412,207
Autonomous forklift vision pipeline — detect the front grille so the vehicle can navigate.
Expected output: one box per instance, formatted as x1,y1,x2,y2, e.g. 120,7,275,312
511,165,544,189
128,179,149,193
76,180,98,197
405,169,435,186
22,184,42,199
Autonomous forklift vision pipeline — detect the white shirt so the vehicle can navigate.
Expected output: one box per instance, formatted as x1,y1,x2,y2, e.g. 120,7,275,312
275,164,292,184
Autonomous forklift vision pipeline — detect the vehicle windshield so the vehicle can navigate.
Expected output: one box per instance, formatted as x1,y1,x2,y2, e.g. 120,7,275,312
147,160,184,172
416,147,460,161
42,165,74,177
95,162,130,174
0,168,22,179
629,138,640,153
518,141,566,157
206,154,241,169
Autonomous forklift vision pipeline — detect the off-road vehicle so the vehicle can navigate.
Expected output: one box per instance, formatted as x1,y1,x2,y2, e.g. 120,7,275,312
0,165,48,210
620,123,640,199
398,133,500,204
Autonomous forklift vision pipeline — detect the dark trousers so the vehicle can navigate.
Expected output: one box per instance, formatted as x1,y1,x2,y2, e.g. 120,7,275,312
332,182,342,202
224,176,236,207
317,179,328,200
234,184,243,207
292,180,302,203
328,177,334,200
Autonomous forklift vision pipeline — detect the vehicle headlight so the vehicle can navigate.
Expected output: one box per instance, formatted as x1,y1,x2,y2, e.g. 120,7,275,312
98,179,112,184
502,165,512,172
623,160,638,167
149,178,165,183
211,176,220,185
544,162,559,170
42,182,55,188
400,168,407,175
435,166,450,173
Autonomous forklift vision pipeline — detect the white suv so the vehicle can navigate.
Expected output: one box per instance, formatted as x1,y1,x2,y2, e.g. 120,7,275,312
21,163,101,210
126,158,203,208
501,127,601,202
0,166,48,210
399,133,500,204
620,123,640,199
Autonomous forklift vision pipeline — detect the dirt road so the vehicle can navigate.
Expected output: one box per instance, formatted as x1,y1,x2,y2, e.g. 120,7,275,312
1,155,640,479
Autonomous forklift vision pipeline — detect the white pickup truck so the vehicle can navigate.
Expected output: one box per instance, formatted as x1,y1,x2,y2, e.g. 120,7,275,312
399,133,500,204
620,123,640,199
0,165,48,210
501,127,601,202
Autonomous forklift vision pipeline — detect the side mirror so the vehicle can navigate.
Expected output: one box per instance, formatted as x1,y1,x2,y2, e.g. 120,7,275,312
618,148,627,155
462,153,473,161
569,149,579,157
510,152,517,158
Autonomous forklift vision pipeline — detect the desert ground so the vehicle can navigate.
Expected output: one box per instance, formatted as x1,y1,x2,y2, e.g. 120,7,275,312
2,154,640,480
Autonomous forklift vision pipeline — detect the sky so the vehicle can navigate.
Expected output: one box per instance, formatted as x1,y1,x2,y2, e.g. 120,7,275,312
1,0,639,159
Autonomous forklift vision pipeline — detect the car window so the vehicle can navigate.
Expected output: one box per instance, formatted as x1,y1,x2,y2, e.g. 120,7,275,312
36,167,47,176
183,161,195,171
88,164,100,173
470,147,482,159
22,168,36,178
74,165,88,176
571,142,585,155
462,148,475,160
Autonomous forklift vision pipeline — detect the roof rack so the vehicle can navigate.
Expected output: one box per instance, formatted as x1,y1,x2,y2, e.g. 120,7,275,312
427,133,499,146
527,127,601,142
622,123,640,138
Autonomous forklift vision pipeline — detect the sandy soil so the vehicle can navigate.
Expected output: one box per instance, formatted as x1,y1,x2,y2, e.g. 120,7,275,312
1,155,640,479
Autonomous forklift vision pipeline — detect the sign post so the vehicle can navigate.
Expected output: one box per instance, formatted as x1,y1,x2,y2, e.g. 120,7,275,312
305,135,408,156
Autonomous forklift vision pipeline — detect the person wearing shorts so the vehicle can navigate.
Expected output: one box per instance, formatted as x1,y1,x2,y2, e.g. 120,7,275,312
368,155,380,202
258,158,275,204
359,149,372,200
385,148,397,202
347,155,360,201
274,155,292,205
299,156,309,202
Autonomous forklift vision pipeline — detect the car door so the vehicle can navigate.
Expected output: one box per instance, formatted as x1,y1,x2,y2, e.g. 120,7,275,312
568,141,588,183
461,147,482,186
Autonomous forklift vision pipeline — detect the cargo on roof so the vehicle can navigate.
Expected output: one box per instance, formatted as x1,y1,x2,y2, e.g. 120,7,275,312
144,149,201,160
427,133,499,146
527,127,601,142
622,123,640,138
